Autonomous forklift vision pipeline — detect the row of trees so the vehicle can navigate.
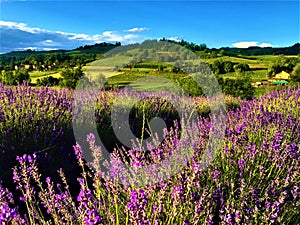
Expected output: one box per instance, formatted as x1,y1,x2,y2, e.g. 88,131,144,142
210,60,250,74
175,73,255,99
0,52,96,72
159,38,207,51
160,39,299,56
219,43,300,56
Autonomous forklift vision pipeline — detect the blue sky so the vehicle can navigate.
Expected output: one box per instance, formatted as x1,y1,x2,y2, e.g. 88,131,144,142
0,1,299,53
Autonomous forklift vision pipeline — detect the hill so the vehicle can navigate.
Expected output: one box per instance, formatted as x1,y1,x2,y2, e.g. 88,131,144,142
0,42,120,67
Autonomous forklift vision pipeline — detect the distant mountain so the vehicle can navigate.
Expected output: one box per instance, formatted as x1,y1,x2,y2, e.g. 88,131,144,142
160,38,300,56
219,43,300,56
0,42,121,65
0,41,299,66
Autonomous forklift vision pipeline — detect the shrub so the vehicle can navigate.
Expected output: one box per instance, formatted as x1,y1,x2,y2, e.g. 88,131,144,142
36,76,61,86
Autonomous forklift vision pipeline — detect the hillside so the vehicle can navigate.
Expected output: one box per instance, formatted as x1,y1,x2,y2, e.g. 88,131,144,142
0,40,299,99
0,42,120,66
1,41,299,65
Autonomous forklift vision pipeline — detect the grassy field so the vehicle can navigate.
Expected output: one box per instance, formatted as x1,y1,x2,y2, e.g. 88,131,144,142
29,54,297,97
107,70,187,89
203,56,265,68
29,71,61,84
223,69,268,81
99,54,296,97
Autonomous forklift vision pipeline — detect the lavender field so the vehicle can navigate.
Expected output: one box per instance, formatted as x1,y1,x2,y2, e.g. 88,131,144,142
0,83,299,224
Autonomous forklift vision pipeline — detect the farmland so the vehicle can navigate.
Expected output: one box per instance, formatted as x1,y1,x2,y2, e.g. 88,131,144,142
1,40,299,99
25,54,276,94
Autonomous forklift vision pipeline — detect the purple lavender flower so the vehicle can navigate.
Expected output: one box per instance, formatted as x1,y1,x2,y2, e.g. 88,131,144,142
212,170,220,180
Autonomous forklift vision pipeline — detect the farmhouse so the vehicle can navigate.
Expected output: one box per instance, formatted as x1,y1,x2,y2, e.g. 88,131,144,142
274,71,290,80
14,64,32,70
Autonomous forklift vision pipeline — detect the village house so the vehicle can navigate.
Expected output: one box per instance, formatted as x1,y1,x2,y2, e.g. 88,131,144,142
274,71,290,80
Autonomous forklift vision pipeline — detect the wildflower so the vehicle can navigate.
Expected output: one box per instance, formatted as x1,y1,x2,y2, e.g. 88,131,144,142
212,170,220,180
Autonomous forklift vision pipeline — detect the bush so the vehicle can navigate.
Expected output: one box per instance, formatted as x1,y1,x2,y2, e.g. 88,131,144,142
291,63,300,82
211,60,234,74
221,77,255,100
60,67,84,89
36,76,61,86
234,63,250,72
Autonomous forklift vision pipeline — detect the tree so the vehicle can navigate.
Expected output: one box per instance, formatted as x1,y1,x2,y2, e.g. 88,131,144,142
1,70,15,85
15,68,30,84
37,76,61,86
60,67,84,89
234,63,250,72
211,60,222,74
291,63,300,82
199,44,207,51
224,61,234,73
211,60,234,74
222,77,255,100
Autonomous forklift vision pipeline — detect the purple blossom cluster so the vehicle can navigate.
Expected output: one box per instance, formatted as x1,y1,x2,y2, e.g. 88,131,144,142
0,83,75,185
0,83,299,224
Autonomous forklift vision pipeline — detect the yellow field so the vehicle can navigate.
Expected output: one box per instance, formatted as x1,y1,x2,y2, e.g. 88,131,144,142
30,71,61,84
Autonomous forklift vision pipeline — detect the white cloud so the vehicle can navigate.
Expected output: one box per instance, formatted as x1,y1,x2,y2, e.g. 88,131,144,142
232,41,258,48
63,31,140,43
39,39,57,47
0,20,149,53
259,42,272,48
167,36,183,42
67,33,93,41
100,31,139,42
0,20,45,33
232,41,273,48
42,48,58,51
125,27,150,32
19,47,38,51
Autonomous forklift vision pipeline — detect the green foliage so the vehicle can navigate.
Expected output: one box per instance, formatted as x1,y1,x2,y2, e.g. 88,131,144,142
15,68,30,84
0,68,30,85
224,61,234,73
221,43,300,56
0,70,15,85
218,75,255,100
177,77,203,96
234,63,250,72
60,67,84,89
211,60,234,74
36,76,61,86
291,63,300,82
219,49,225,56
159,38,207,51
267,55,299,77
